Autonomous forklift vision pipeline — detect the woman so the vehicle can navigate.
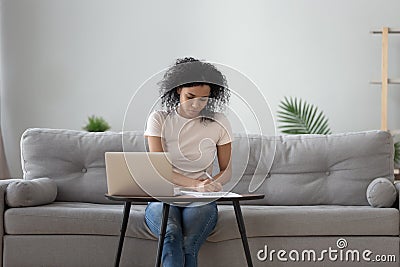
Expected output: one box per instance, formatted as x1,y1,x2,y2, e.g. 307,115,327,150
144,57,232,267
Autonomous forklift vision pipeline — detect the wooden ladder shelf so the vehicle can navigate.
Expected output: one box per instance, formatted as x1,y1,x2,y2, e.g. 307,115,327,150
370,27,400,132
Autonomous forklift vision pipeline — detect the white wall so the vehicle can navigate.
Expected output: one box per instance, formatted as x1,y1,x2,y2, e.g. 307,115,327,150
1,0,400,178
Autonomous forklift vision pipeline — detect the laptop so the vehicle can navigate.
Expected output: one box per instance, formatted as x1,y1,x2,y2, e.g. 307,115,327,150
105,152,176,197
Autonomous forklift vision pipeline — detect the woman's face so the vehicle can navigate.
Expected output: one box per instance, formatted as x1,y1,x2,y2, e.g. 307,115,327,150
177,85,211,118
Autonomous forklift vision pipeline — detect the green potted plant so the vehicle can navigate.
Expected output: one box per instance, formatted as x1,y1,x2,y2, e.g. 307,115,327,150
394,139,400,166
83,115,111,132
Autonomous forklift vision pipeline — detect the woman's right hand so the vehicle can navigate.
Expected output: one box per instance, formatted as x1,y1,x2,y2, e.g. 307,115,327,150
195,179,223,192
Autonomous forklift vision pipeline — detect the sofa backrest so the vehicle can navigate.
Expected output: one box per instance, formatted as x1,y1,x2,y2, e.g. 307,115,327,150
20,128,394,205
21,128,147,204
227,131,394,205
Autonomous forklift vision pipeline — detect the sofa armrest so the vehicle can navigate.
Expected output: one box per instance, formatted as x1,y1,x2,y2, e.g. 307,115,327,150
5,178,57,207
0,179,24,267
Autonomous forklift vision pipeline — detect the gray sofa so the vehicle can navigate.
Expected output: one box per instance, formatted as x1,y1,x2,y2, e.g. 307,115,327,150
0,128,398,266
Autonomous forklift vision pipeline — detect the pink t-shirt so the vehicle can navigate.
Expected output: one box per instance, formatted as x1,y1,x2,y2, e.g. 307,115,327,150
144,107,233,179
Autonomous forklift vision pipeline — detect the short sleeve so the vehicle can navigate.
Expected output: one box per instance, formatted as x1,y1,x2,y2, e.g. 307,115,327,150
215,113,233,146
144,110,165,137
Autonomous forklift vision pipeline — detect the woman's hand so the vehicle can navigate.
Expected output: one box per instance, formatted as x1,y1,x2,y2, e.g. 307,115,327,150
195,179,223,192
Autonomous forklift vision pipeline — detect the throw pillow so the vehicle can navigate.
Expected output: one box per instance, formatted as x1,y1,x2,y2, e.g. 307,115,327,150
366,177,397,208
6,178,57,207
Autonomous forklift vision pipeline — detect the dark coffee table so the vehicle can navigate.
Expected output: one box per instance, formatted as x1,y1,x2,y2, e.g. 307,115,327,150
105,193,265,267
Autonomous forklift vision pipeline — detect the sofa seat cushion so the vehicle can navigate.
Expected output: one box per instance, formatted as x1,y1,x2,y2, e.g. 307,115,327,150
209,205,399,242
4,202,156,240
4,203,398,242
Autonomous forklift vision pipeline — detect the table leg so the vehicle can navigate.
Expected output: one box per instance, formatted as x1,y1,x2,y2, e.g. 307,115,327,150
115,201,132,267
232,200,253,267
155,203,170,267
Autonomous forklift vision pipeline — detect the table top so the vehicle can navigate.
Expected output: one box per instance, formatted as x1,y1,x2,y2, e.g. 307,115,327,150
105,193,265,203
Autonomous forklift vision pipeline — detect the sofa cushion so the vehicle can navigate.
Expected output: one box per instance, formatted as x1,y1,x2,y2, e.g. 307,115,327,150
6,178,57,207
4,202,155,240
225,130,394,205
20,128,147,204
4,203,398,241
366,177,397,207
210,205,399,242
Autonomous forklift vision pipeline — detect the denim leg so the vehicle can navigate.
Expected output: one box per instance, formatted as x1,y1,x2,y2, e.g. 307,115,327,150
145,202,184,267
182,202,218,267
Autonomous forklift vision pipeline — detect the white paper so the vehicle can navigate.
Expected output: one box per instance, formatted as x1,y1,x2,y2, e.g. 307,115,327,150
179,190,242,198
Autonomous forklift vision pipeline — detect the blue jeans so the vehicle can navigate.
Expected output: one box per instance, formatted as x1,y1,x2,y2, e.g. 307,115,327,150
145,202,218,267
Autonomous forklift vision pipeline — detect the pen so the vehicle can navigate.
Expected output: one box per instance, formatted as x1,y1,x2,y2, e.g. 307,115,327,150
203,171,215,182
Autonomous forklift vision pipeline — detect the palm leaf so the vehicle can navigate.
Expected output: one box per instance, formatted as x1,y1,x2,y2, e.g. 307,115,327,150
277,96,332,135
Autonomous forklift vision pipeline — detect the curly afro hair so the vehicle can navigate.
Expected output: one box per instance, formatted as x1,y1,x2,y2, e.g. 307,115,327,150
158,57,230,121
